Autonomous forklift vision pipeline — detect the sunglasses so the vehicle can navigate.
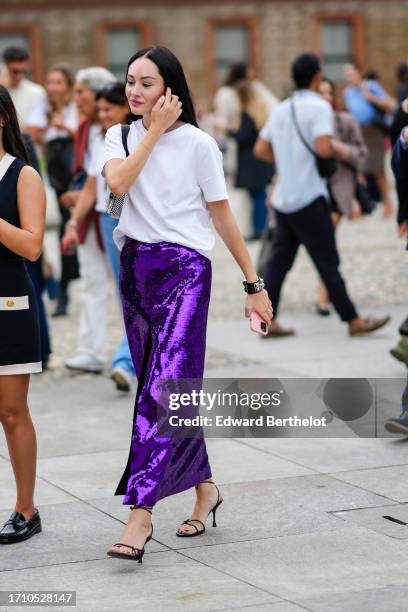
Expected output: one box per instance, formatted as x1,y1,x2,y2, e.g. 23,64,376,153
10,68,28,76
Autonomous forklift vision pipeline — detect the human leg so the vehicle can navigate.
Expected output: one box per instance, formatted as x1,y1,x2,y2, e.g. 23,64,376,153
69,225,109,365
263,209,300,323
99,213,134,379
111,240,215,545
0,375,36,519
249,189,268,238
316,212,341,315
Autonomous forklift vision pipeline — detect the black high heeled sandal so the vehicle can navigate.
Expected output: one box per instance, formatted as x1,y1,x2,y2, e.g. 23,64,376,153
107,506,153,563
176,480,223,537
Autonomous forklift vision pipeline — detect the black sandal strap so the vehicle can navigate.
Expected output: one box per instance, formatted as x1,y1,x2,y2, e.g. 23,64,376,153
195,479,214,490
130,506,153,514
183,519,205,532
113,543,142,553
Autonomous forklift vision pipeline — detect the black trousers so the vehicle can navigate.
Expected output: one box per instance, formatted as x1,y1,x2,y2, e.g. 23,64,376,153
264,197,358,322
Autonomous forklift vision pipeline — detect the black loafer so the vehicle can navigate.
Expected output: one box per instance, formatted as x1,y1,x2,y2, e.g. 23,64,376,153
0,509,42,544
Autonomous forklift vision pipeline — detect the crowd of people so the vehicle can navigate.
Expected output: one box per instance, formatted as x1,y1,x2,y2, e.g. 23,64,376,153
0,43,406,557
1,46,407,372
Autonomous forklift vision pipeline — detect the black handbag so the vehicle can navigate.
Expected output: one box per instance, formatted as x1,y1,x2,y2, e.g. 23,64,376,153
46,137,75,194
340,157,377,216
355,179,377,215
290,98,338,179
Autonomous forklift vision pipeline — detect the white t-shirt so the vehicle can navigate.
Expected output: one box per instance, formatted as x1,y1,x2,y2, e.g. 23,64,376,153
84,124,102,173
27,100,78,142
9,79,47,131
260,89,334,213
103,120,229,259
88,133,107,213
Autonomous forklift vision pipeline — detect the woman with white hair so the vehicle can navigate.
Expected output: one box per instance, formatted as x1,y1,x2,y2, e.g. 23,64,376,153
61,67,120,375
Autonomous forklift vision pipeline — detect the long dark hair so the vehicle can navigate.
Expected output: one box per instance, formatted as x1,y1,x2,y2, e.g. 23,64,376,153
126,46,198,127
0,85,28,162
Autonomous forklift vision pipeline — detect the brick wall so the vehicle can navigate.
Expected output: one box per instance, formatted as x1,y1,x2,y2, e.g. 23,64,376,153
1,0,407,104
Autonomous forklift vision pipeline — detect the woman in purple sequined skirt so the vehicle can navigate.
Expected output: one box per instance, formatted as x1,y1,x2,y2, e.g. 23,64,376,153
103,47,273,562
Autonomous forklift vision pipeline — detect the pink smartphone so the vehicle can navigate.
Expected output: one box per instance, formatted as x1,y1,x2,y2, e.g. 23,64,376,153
250,312,268,336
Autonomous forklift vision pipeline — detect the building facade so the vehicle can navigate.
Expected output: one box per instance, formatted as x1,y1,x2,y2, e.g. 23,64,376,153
1,0,407,105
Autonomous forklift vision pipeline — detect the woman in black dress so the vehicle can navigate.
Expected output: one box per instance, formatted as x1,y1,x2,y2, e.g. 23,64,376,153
0,85,46,544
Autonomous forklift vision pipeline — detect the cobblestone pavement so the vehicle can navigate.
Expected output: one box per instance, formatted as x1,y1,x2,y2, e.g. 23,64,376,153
40,203,406,380
2,195,407,612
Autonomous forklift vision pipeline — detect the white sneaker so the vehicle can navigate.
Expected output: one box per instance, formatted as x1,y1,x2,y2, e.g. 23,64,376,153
111,367,132,392
65,354,104,373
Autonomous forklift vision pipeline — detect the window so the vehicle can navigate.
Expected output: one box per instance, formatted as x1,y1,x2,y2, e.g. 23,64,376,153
312,14,364,82
207,18,260,92
215,25,250,84
96,21,153,81
0,25,42,82
107,29,141,80
321,22,353,81
0,32,29,56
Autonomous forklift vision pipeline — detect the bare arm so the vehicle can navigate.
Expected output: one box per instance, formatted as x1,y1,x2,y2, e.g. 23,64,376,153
208,199,273,323
314,135,335,159
254,138,275,164
61,176,96,250
363,89,397,114
26,126,44,148
105,88,182,195
0,166,46,261
68,176,96,223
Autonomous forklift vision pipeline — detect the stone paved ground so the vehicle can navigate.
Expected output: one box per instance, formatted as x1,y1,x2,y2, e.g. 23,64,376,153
0,193,407,612
42,201,406,377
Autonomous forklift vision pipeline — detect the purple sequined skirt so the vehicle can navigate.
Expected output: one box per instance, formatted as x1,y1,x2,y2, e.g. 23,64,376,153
116,238,213,506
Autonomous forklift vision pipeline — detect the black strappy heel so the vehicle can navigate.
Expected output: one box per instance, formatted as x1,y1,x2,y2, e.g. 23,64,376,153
107,506,153,563
176,480,223,537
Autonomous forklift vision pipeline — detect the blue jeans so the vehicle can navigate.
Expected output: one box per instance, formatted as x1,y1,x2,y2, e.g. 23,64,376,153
249,189,267,236
99,213,134,376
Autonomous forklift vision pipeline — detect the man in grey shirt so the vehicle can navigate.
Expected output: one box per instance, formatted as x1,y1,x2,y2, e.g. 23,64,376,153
255,53,390,337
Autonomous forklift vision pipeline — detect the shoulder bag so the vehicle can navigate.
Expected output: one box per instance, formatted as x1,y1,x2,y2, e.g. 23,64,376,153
105,124,131,219
290,97,338,179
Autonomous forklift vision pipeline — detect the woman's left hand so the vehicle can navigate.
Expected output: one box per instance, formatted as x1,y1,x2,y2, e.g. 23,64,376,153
245,289,273,325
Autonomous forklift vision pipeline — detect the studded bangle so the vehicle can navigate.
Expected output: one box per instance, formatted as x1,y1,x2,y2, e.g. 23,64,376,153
242,277,265,294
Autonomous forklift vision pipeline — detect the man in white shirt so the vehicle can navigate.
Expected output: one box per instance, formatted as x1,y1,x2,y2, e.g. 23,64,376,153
255,53,390,337
0,47,46,130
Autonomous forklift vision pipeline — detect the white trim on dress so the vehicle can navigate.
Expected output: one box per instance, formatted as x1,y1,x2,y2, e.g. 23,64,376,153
0,362,42,375
0,153,16,181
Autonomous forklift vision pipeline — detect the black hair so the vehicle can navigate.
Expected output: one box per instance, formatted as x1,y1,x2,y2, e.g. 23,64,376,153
126,46,198,127
364,69,379,81
96,81,132,124
397,61,408,84
3,46,29,63
224,62,248,87
0,85,28,162
291,53,321,89
96,81,127,105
